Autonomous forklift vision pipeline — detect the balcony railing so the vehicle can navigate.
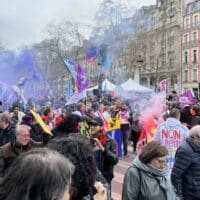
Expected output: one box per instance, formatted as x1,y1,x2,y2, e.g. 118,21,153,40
182,40,198,48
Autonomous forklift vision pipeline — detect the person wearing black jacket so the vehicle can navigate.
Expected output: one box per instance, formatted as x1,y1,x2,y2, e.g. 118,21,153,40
171,125,200,200
0,112,16,146
90,117,118,187
0,101,2,113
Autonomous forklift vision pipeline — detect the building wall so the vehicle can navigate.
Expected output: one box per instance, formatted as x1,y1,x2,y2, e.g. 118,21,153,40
140,0,183,93
183,0,200,97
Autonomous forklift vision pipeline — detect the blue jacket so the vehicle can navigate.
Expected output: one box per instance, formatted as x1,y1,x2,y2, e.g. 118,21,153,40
171,137,200,200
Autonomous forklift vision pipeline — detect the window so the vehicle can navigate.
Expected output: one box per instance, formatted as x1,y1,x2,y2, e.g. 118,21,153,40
171,76,177,86
193,69,197,81
161,60,165,67
184,51,188,63
169,44,174,52
184,70,188,82
185,18,189,28
169,59,174,68
170,16,175,23
194,15,198,25
184,34,188,44
193,32,197,42
150,56,154,68
193,49,197,63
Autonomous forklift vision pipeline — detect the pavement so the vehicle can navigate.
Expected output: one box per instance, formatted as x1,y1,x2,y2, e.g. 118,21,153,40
111,146,137,200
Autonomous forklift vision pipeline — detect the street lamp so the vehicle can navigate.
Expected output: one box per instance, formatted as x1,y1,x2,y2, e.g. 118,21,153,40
134,56,143,83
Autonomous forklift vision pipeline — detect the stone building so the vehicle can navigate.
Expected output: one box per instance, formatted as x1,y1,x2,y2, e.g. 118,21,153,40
136,0,184,93
182,0,200,97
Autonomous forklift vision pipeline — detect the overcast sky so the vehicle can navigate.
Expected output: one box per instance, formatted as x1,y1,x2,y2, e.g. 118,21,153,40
0,0,156,51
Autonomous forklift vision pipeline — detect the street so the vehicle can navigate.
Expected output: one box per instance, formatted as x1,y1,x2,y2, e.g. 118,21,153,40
112,148,136,200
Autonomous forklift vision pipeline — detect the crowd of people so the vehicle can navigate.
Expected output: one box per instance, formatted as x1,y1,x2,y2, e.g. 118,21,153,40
0,90,199,200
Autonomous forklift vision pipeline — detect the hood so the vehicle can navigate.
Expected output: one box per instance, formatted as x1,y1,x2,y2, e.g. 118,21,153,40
164,118,182,128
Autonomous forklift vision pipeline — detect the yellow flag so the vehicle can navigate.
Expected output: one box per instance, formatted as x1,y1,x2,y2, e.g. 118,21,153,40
30,110,53,136
107,113,120,131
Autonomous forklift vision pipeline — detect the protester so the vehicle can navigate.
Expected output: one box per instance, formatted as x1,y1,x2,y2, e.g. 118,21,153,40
0,148,74,200
189,104,200,127
120,102,131,157
52,113,83,137
171,125,200,200
130,112,142,153
95,103,110,122
0,101,2,113
90,117,118,189
72,102,87,116
153,108,189,173
41,107,54,129
0,125,42,175
122,141,176,200
48,134,109,200
180,105,191,128
0,112,16,146
10,105,25,126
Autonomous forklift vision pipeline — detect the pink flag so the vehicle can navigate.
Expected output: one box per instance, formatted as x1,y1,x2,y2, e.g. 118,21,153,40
159,79,167,93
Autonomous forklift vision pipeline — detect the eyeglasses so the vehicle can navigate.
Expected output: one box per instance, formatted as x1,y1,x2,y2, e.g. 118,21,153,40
155,158,166,165
18,134,30,138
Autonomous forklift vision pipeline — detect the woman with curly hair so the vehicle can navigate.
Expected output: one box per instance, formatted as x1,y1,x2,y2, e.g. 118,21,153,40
48,134,108,200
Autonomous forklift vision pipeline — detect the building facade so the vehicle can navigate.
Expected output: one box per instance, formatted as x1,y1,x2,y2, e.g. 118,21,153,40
182,0,200,97
138,0,184,93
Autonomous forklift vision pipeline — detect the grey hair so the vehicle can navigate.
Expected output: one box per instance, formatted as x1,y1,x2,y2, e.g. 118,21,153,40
0,112,10,122
16,125,31,135
189,125,200,138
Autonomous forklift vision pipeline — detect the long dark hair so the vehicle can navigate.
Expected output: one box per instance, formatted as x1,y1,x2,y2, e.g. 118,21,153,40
0,148,74,200
48,134,97,200
52,114,83,137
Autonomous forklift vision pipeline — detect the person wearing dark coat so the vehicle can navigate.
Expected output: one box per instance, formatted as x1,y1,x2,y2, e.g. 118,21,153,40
0,112,16,146
90,117,118,187
171,125,200,200
0,125,42,176
0,101,2,113
189,105,200,128
122,141,176,200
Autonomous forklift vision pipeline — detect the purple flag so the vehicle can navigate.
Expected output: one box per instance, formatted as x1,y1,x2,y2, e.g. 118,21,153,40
180,90,197,106
64,59,90,93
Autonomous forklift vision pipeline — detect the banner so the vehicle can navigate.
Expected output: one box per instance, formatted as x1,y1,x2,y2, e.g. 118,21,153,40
65,89,87,105
107,113,122,157
159,79,167,94
137,115,157,152
30,110,52,136
63,58,90,92
180,90,197,107
107,113,120,131
86,47,99,64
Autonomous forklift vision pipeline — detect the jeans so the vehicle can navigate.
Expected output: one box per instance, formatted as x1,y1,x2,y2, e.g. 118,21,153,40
121,128,130,156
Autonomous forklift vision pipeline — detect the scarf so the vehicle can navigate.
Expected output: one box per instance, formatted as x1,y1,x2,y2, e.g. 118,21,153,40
133,156,176,200
97,129,107,145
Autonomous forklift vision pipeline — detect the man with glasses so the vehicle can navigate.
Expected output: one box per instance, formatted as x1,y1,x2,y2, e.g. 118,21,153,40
0,125,42,176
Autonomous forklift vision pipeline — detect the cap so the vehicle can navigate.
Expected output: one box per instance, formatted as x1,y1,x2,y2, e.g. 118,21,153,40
89,117,104,126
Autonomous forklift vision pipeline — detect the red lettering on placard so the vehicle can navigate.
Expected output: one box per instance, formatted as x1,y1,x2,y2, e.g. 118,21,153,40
162,129,181,140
